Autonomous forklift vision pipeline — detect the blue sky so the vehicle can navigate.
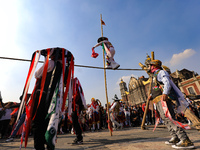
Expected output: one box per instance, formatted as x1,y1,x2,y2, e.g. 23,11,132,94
0,0,200,106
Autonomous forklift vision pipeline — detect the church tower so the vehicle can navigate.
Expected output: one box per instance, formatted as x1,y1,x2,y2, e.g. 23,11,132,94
119,78,129,105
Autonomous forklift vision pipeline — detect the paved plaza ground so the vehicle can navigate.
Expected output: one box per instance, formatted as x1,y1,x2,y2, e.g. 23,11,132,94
0,126,200,150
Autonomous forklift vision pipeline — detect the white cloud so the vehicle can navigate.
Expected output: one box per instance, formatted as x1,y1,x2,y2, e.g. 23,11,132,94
116,74,138,86
170,49,196,66
113,74,138,99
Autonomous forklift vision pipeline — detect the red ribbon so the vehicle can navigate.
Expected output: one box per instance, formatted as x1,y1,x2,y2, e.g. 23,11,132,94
32,48,50,120
161,100,190,130
24,81,37,147
10,107,19,116
62,55,74,112
107,119,113,132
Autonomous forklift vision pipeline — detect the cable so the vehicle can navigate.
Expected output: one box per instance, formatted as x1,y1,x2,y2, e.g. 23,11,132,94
0,56,144,71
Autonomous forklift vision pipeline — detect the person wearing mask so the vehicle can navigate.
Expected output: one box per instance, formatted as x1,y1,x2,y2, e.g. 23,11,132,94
146,59,194,149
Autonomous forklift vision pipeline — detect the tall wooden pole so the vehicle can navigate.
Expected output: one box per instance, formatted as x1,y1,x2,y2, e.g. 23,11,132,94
140,51,154,130
141,76,152,130
100,14,112,136
151,51,154,60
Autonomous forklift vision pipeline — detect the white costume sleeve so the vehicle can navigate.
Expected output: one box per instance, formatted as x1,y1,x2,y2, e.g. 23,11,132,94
110,102,117,111
93,40,110,48
157,70,171,95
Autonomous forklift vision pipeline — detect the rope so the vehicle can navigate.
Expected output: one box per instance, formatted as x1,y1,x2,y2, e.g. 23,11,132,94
0,56,144,71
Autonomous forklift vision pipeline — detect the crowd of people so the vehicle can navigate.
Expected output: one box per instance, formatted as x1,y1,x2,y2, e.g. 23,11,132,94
1,96,200,141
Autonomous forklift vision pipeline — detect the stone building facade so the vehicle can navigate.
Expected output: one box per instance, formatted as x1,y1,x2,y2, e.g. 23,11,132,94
171,69,200,98
119,79,129,105
119,76,148,105
128,76,147,105
119,68,200,105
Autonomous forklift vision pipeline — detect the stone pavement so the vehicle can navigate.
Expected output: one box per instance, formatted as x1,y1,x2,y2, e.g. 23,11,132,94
0,126,200,150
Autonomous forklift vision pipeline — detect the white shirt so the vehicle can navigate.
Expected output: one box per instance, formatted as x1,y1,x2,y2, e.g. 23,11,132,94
93,40,114,49
155,70,171,95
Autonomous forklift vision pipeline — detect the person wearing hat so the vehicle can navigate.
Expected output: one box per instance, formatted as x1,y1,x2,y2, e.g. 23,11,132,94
146,59,194,149
87,98,100,131
110,94,124,130
91,37,120,69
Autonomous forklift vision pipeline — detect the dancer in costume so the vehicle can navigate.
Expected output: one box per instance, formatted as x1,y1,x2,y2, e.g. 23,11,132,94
32,48,63,150
17,48,74,150
91,37,120,69
68,77,87,144
110,95,124,130
146,59,194,149
87,98,100,131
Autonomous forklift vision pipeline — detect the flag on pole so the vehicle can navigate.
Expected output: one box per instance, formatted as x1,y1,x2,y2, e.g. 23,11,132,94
101,19,106,25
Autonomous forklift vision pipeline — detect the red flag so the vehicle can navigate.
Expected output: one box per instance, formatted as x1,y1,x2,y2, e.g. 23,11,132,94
101,19,106,25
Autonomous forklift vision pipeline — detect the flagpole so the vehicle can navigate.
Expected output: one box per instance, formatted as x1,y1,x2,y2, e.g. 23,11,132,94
100,14,112,136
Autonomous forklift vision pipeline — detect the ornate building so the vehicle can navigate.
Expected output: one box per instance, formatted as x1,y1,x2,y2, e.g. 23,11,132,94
128,76,147,105
119,68,200,106
119,76,148,105
171,69,200,97
119,79,129,105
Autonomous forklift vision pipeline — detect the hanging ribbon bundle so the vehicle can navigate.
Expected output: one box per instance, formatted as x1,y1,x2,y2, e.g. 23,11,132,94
67,77,87,123
17,47,74,150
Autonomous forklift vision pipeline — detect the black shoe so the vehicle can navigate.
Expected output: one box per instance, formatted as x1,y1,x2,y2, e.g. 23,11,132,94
72,139,83,145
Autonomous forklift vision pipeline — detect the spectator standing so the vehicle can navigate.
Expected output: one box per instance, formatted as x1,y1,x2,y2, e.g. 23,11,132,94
124,105,131,127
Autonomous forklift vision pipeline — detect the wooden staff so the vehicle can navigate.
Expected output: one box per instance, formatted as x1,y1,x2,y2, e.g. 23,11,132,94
151,51,154,60
100,14,112,136
140,51,154,130
140,75,152,130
